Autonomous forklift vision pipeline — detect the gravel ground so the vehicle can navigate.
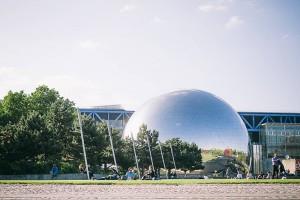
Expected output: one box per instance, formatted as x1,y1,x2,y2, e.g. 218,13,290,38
1,184,300,199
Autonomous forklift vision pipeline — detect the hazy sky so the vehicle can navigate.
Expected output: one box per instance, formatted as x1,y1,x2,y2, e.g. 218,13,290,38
1,0,300,112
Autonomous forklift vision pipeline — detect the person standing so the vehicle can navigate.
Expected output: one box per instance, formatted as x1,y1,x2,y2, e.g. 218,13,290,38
50,163,59,180
272,153,279,179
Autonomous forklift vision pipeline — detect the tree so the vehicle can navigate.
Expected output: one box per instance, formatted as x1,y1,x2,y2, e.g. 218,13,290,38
135,124,160,173
45,97,76,161
162,137,204,174
177,142,204,174
0,85,79,174
0,91,29,126
0,111,50,174
28,85,59,116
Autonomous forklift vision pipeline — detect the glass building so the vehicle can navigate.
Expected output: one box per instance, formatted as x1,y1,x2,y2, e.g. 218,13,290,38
257,123,300,173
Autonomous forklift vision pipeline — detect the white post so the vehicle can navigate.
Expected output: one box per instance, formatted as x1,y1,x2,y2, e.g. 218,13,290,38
107,121,118,169
144,128,155,172
77,108,90,180
131,132,141,179
170,143,177,171
159,140,168,179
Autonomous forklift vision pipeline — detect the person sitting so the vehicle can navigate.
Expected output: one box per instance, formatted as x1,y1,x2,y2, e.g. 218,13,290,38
125,167,135,180
266,171,272,179
50,163,59,180
142,165,157,180
236,171,243,179
246,171,253,179
169,171,177,179
258,171,265,179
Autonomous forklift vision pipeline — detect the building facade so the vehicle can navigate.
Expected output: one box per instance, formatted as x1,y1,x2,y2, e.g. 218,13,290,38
256,123,300,174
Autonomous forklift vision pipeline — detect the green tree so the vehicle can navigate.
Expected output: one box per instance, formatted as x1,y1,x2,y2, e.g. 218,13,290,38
135,124,160,173
116,137,135,172
0,111,50,174
162,137,204,175
0,91,29,125
177,142,204,174
0,85,79,174
45,97,76,161
28,85,59,115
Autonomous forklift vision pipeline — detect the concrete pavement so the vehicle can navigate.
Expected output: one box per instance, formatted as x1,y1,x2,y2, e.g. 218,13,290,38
1,184,300,199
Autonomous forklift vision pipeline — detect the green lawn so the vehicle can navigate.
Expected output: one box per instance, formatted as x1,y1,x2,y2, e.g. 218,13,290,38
1,179,300,185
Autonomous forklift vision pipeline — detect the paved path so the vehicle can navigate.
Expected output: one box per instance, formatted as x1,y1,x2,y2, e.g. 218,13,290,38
1,184,300,199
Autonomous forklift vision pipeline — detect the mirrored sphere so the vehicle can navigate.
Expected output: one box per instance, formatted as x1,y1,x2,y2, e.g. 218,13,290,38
124,89,248,152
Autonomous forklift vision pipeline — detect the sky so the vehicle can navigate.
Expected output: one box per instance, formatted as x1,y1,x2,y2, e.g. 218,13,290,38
0,0,300,112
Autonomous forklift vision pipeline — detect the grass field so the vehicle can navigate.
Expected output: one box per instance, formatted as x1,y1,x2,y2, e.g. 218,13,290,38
1,179,300,185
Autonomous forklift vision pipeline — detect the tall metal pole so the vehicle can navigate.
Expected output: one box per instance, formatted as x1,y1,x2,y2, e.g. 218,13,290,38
107,121,117,169
144,128,155,171
158,140,168,179
131,132,141,179
77,108,90,180
169,143,177,170
284,124,287,156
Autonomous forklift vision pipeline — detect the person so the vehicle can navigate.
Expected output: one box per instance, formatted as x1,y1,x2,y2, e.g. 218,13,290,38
246,171,253,179
278,160,286,177
236,170,242,179
272,153,279,179
155,168,161,179
142,165,157,180
258,171,265,179
222,170,226,178
125,167,135,180
50,163,59,180
79,164,85,173
266,171,272,179
169,171,177,179
84,164,94,180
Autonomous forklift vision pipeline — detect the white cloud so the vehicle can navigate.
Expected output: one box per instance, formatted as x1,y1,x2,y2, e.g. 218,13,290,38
154,16,166,23
0,66,104,107
120,4,135,12
0,66,37,97
37,75,126,108
282,34,289,40
224,16,244,28
77,40,98,49
198,4,228,12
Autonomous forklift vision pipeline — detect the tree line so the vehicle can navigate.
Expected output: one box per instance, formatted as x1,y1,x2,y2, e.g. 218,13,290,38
0,85,204,175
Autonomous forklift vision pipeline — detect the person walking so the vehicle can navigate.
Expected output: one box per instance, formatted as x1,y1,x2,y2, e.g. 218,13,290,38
84,164,94,180
272,153,279,179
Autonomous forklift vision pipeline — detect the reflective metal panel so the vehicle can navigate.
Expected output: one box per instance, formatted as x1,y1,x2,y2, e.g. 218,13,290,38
124,89,248,152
